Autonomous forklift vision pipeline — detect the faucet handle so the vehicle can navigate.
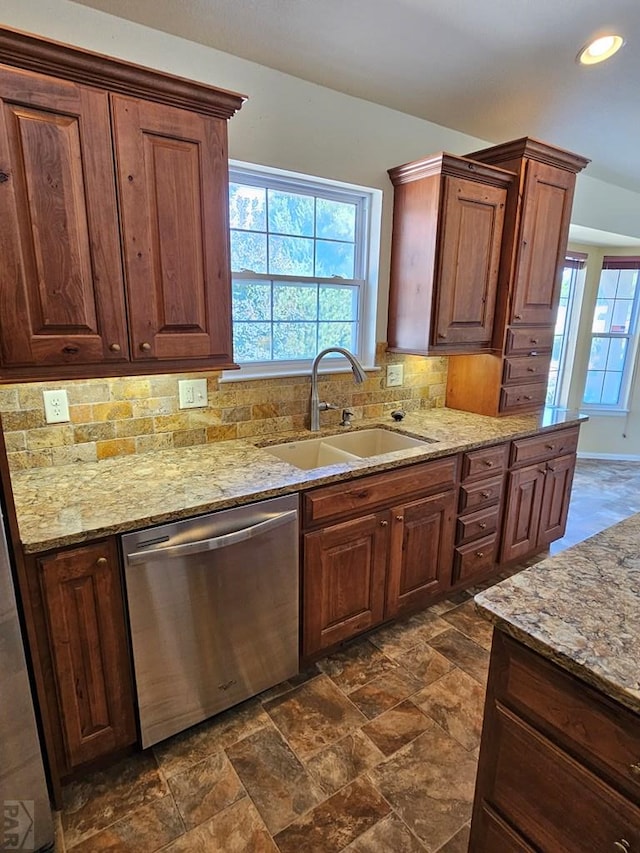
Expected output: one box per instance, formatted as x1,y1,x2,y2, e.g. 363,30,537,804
340,409,355,426
319,401,339,412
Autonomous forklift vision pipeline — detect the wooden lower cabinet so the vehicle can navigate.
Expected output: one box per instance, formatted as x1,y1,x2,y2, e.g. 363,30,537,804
302,459,458,657
33,538,136,783
470,632,640,852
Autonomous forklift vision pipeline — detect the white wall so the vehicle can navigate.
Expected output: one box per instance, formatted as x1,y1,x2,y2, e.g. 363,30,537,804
4,0,640,341
567,242,640,459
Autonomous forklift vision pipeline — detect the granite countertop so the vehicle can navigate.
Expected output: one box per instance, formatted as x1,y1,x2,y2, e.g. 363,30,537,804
475,514,640,714
11,406,583,554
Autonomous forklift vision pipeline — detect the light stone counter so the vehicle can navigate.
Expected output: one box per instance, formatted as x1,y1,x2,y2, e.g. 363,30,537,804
475,513,640,714
10,406,584,554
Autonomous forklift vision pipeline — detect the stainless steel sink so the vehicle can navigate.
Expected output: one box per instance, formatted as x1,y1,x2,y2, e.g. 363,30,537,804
263,428,436,470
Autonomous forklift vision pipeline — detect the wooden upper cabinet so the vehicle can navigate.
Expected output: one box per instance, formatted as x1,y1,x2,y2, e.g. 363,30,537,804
510,160,576,326
0,66,128,368
0,27,244,380
111,95,234,364
387,154,513,356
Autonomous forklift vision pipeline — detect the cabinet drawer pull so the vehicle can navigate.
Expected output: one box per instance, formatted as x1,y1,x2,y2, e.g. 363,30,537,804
545,443,555,450
530,338,539,345
62,345,80,355
140,342,152,352
630,761,640,777
483,460,494,467
96,557,108,567
380,520,388,527
478,522,487,530
613,841,630,852
395,515,403,522
109,342,121,353
475,551,484,558
523,395,533,401
480,491,491,499
526,366,536,372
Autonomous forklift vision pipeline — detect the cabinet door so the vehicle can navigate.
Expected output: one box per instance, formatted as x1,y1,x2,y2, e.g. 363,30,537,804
538,453,576,548
500,464,546,563
39,540,136,768
510,161,575,326
433,176,506,349
386,489,456,618
303,513,388,656
0,66,128,368
111,94,234,365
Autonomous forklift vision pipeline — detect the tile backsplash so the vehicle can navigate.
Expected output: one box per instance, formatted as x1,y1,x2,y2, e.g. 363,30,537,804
0,345,447,471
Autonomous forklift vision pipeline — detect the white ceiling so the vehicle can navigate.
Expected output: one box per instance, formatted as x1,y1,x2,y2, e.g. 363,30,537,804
74,0,640,194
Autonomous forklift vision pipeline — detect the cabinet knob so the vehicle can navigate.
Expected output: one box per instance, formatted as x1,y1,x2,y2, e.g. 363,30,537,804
530,338,539,344
523,395,533,401
140,342,152,352
545,443,555,450
527,366,536,372
380,520,388,527
475,551,484,558
613,841,630,852
437,333,447,339
514,313,523,320
62,345,80,355
629,762,640,777
109,343,121,353
480,491,490,498
483,460,494,467
395,515,403,522
96,557,108,567
478,522,487,529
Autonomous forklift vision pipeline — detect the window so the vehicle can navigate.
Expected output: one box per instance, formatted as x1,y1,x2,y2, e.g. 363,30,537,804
546,253,586,407
582,256,640,409
226,164,380,377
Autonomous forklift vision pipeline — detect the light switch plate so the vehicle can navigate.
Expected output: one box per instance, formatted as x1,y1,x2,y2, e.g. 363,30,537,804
179,378,208,409
386,364,404,387
43,389,70,423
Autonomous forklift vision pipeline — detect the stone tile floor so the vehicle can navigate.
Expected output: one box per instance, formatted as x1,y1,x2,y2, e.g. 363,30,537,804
53,458,640,852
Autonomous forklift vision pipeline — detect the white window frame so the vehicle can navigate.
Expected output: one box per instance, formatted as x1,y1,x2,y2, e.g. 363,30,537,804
546,254,586,409
581,256,640,414
221,161,382,382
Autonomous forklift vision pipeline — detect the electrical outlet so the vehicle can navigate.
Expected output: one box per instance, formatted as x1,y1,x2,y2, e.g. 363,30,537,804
43,389,70,423
386,364,404,387
178,378,208,409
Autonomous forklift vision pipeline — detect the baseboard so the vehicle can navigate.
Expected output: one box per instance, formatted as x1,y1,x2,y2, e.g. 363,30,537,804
577,451,640,461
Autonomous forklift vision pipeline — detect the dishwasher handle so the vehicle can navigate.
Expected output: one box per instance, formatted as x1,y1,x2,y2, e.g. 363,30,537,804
126,509,297,565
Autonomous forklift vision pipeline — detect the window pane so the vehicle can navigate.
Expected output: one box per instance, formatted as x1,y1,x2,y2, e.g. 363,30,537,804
616,269,638,299
232,280,271,321
607,337,628,370
319,285,358,321
592,299,614,333
611,299,633,333
316,198,356,241
315,240,355,278
267,190,314,237
597,269,619,299
583,371,604,404
318,321,357,351
601,371,623,406
268,235,314,276
273,323,317,359
233,323,272,362
231,231,267,273
588,337,609,370
273,283,317,321
229,183,267,231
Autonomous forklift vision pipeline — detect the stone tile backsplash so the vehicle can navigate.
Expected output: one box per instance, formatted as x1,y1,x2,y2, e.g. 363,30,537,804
0,345,447,471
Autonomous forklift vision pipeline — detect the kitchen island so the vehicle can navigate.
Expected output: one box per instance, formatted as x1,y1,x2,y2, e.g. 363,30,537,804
470,513,640,850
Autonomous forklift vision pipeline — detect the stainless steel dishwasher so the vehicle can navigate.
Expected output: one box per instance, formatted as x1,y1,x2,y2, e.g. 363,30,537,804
121,493,299,748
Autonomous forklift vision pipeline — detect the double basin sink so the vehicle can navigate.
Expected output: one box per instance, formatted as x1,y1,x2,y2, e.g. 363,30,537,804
263,427,436,470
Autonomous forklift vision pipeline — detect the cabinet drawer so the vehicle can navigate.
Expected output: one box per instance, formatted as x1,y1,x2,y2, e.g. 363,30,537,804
502,353,552,384
505,326,554,355
475,804,536,853
456,504,500,545
510,426,579,467
490,705,640,853
453,533,498,583
459,475,503,512
303,456,458,526
499,636,640,803
461,443,508,481
499,382,547,413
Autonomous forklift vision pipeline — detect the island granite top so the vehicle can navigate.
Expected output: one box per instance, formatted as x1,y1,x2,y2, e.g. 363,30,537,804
475,512,640,715
10,406,584,554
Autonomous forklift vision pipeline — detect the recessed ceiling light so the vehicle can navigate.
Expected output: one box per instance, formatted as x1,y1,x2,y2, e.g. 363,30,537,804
577,34,624,65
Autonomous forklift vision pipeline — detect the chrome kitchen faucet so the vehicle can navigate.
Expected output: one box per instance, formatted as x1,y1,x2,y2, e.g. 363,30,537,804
309,347,367,431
